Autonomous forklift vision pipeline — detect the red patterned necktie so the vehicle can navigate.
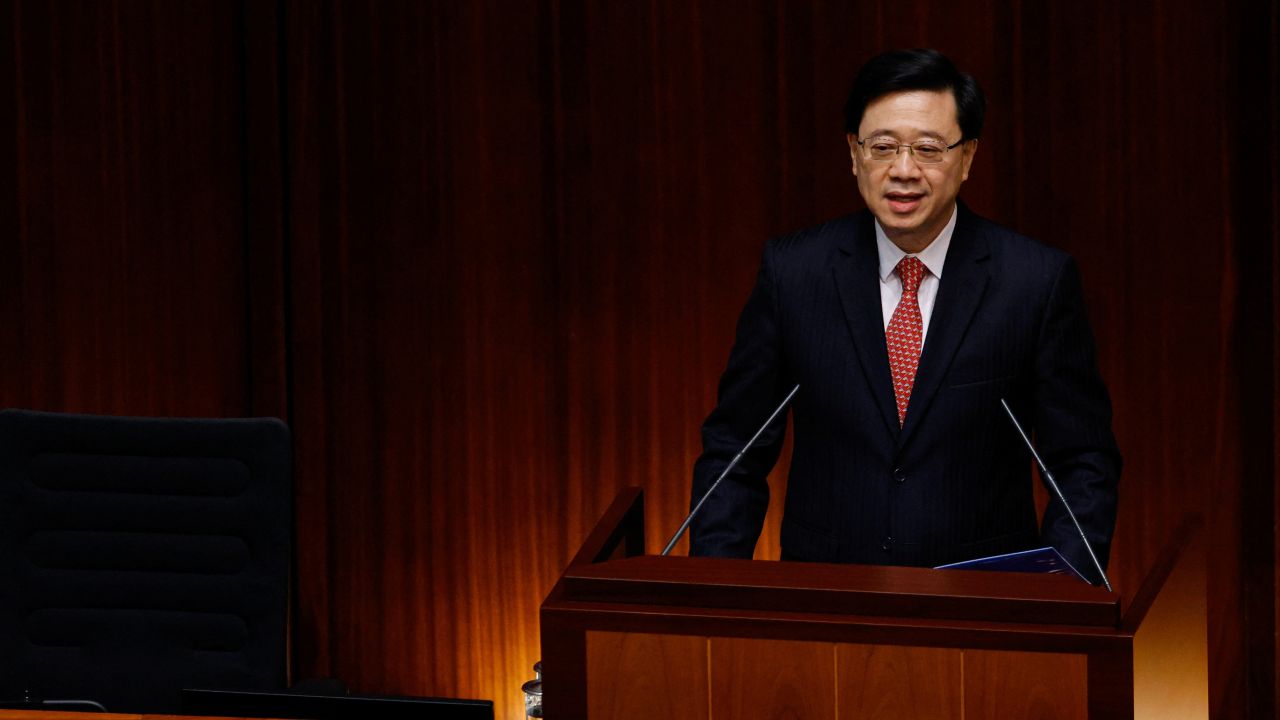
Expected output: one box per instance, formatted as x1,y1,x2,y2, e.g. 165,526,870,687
886,256,926,426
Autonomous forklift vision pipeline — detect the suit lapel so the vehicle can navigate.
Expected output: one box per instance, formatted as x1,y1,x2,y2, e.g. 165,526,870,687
833,214,899,439
898,208,991,449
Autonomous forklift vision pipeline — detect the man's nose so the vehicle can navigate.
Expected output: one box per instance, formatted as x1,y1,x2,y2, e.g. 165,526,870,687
888,147,923,178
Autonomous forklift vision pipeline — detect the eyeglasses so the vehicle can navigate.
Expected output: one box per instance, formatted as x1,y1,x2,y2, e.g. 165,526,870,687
856,137,964,164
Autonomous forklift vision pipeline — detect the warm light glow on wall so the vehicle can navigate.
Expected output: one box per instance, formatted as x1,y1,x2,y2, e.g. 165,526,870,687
497,634,541,720
1132,539,1208,719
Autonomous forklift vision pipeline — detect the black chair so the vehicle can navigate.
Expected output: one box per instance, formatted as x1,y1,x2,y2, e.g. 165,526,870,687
0,409,291,713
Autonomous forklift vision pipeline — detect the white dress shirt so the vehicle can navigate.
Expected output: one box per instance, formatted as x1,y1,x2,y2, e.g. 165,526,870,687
875,205,958,342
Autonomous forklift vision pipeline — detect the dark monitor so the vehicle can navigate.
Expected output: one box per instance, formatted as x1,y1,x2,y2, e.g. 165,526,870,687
181,688,494,720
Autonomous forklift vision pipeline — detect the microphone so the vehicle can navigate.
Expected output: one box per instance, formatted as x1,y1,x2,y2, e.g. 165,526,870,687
662,384,800,557
999,398,1112,592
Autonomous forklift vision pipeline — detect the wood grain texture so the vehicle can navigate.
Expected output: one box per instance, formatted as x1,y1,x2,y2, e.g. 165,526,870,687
281,5,559,714
563,554,1118,626
709,638,834,719
0,1,1273,719
838,644,960,720
585,632,707,720
964,650,1087,720
0,0,251,418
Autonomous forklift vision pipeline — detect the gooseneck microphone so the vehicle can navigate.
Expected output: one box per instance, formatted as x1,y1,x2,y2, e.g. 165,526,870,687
999,398,1112,592
662,384,801,557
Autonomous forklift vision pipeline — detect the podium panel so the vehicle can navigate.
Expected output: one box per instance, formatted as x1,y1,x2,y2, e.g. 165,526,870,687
965,650,1087,719
542,489,1206,720
710,638,833,718
583,633,1087,720
837,644,960,719
585,632,706,719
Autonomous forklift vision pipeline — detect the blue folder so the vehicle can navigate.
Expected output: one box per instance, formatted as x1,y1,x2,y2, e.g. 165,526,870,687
934,546,1088,584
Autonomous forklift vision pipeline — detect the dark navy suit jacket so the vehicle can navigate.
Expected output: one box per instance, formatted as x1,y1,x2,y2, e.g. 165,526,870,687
689,203,1121,583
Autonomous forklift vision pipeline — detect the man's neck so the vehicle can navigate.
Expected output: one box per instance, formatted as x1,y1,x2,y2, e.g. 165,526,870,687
889,234,935,254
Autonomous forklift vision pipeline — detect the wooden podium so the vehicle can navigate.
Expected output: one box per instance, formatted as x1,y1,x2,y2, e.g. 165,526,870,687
540,488,1206,720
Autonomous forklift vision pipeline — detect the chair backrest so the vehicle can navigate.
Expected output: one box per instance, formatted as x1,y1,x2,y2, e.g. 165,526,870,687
0,409,292,713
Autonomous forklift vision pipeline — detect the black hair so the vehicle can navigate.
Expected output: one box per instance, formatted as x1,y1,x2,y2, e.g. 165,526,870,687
843,49,986,141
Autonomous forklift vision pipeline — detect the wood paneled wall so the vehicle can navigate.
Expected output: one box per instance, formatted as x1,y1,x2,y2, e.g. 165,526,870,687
1,0,250,417
1,1,1275,718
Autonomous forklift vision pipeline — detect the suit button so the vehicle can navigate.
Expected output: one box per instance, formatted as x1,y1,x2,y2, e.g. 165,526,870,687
892,467,906,483
881,537,893,551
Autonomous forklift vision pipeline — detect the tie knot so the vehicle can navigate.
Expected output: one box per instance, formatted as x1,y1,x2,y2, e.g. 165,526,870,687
896,256,926,293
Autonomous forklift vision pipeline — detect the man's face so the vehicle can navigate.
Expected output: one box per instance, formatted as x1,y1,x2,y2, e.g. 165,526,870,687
847,90,977,253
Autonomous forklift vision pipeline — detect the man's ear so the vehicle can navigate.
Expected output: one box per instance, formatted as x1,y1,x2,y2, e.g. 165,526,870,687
960,138,978,181
846,133,860,176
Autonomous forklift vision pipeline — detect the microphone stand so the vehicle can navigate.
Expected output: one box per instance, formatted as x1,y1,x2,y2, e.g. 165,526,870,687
999,398,1112,592
662,384,800,556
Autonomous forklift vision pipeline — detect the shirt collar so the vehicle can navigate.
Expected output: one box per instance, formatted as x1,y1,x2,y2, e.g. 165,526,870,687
875,204,958,282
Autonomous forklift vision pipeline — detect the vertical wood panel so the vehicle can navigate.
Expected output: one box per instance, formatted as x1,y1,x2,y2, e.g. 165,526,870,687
586,632,708,720
710,638,834,718
1228,0,1280,716
0,0,251,418
837,644,960,720
283,3,559,715
239,0,289,421
964,650,1087,720
551,0,793,563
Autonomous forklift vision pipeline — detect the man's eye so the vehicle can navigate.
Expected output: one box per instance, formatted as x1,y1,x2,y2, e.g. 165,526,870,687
914,145,943,158
870,143,897,154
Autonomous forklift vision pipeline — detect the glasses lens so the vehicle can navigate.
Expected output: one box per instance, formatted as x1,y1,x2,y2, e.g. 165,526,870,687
911,142,946,164
864,139,898,161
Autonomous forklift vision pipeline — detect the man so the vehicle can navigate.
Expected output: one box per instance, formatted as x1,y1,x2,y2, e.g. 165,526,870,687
689,49,1120,584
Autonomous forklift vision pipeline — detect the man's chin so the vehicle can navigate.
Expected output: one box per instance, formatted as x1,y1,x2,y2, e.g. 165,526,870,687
873,210,942,251
875,213,925,236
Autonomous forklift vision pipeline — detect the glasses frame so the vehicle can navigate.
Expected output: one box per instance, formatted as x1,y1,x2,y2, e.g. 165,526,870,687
856,137,966,164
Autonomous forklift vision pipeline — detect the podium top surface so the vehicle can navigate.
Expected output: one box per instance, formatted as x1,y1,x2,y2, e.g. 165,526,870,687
548,488,1132,630
560,554,1120,627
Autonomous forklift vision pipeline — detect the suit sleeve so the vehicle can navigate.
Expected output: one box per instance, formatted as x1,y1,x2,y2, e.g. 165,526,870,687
688,240,794,558
1033,256,1122,584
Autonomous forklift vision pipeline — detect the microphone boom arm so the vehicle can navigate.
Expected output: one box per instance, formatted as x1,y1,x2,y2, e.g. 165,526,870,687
999,398,1112,592
662,384,801,557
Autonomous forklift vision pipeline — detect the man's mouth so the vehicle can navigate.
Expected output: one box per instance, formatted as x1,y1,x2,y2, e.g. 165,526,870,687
885,191,924,214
